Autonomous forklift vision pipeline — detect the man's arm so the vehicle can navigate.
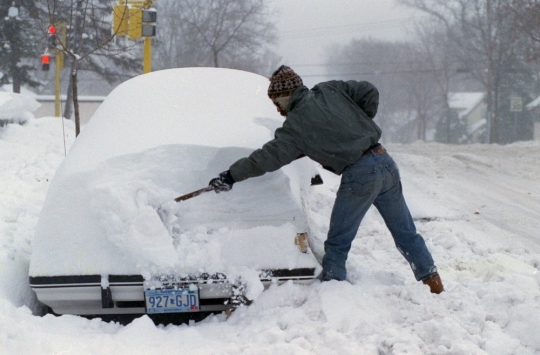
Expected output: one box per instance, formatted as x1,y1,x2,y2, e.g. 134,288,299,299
229,125,303,182
342,81,379,119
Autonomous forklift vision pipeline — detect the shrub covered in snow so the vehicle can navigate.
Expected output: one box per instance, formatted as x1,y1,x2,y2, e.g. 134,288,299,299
0,91,40,127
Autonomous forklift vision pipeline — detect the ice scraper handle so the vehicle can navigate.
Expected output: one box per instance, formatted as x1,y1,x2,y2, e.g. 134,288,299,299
174,186,216,202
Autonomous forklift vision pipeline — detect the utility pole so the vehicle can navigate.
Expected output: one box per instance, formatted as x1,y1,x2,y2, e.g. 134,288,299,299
143,31,152,73
54,24,66,117
44,23,66,117
141,3,156,74
486,0,494,144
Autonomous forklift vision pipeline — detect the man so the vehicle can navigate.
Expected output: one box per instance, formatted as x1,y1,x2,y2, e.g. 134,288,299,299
209,65,444,294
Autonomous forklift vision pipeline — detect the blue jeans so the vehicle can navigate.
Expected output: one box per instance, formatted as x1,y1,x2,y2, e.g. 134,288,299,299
322,149,437,282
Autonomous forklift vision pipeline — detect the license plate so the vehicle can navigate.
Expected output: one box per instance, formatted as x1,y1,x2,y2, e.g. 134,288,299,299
144,286,200,314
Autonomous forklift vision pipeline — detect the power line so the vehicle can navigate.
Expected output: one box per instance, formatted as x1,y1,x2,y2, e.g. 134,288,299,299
278,17,427,40
301,67,446,78
290,61,430,67
300,66,492,78
279,17,416,35
281,23,409,40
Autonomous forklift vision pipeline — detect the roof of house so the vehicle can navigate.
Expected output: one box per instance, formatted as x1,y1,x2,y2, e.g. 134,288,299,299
448,92,485,118
35,95,106,102
33,69,128,97
526,95,540,110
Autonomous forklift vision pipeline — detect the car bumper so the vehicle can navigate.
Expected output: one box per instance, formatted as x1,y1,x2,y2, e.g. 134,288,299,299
29,268,320,316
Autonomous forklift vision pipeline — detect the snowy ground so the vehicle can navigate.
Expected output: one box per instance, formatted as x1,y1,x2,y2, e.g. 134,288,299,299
1,117,540,354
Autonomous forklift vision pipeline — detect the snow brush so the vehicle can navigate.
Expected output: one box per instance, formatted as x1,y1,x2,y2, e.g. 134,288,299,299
173,185,216,202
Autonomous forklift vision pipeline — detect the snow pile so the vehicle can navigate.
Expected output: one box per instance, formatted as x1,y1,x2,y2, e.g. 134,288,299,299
0,91,40,125
29,68,320,280
0,116,74,310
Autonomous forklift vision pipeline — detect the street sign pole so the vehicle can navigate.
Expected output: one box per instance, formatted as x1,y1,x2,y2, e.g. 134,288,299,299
510,96,523,142
143,37,152,74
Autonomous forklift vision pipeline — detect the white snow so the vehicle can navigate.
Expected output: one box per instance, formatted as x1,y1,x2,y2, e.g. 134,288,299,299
1,70,540,354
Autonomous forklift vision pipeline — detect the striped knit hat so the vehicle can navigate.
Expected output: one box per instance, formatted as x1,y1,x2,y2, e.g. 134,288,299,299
267,65,303,98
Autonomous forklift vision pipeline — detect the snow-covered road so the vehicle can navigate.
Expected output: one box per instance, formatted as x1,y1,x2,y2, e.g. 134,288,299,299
1,118,539,354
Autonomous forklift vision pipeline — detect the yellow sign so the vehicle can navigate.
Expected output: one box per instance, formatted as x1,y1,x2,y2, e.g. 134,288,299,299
112,5,129,37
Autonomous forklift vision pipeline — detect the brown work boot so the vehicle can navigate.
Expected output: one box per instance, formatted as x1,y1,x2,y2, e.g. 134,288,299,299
422,274,444,294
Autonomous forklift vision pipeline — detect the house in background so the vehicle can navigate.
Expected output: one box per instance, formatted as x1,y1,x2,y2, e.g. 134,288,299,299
525,96,540,141
33,95,106,126
448,92,486,143
32,69,126,125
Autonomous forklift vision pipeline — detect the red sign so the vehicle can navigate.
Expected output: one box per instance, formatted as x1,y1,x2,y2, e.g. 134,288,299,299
41,54,50,64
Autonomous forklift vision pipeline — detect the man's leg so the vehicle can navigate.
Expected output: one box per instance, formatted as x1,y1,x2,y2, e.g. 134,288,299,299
322,163,380,281
373,159,437,281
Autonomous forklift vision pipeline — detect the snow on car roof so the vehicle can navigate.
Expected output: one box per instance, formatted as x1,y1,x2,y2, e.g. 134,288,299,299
62,67,279,175
29,68,320,287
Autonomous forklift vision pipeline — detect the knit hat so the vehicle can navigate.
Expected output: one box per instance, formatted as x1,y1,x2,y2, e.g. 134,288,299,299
268,65,303,98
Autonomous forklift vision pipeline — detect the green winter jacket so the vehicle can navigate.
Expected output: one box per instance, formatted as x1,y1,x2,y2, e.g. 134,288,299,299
229,80,382,182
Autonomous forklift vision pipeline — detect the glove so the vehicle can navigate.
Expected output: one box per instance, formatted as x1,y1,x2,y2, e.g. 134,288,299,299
209,170,235,193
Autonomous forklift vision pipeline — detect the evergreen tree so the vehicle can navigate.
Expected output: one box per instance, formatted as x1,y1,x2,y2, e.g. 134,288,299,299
0,1,41,93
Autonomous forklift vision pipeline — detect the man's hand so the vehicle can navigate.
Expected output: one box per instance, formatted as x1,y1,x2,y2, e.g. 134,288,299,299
209,170,235,193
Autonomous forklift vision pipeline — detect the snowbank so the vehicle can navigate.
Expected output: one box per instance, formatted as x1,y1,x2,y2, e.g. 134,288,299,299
0,116,74,312
0,91,40,125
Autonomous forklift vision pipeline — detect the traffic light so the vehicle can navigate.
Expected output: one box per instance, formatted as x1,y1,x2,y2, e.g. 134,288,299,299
112,3,158,39
41,53,51,71
142,9,157,37
48,25,57,49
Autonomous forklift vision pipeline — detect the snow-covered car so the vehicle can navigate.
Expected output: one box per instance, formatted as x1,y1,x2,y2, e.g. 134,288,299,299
28,68,321,321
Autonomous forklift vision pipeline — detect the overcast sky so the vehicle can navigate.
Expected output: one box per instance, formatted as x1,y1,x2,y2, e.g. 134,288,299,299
268,0,424,87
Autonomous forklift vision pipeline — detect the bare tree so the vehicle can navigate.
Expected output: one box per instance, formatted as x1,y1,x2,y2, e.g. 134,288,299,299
412,22,471,142
154,0,279,74
399,0,533,143
507,0,540,68
508,0,540,45
42,0,139,136
324,38,445,143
